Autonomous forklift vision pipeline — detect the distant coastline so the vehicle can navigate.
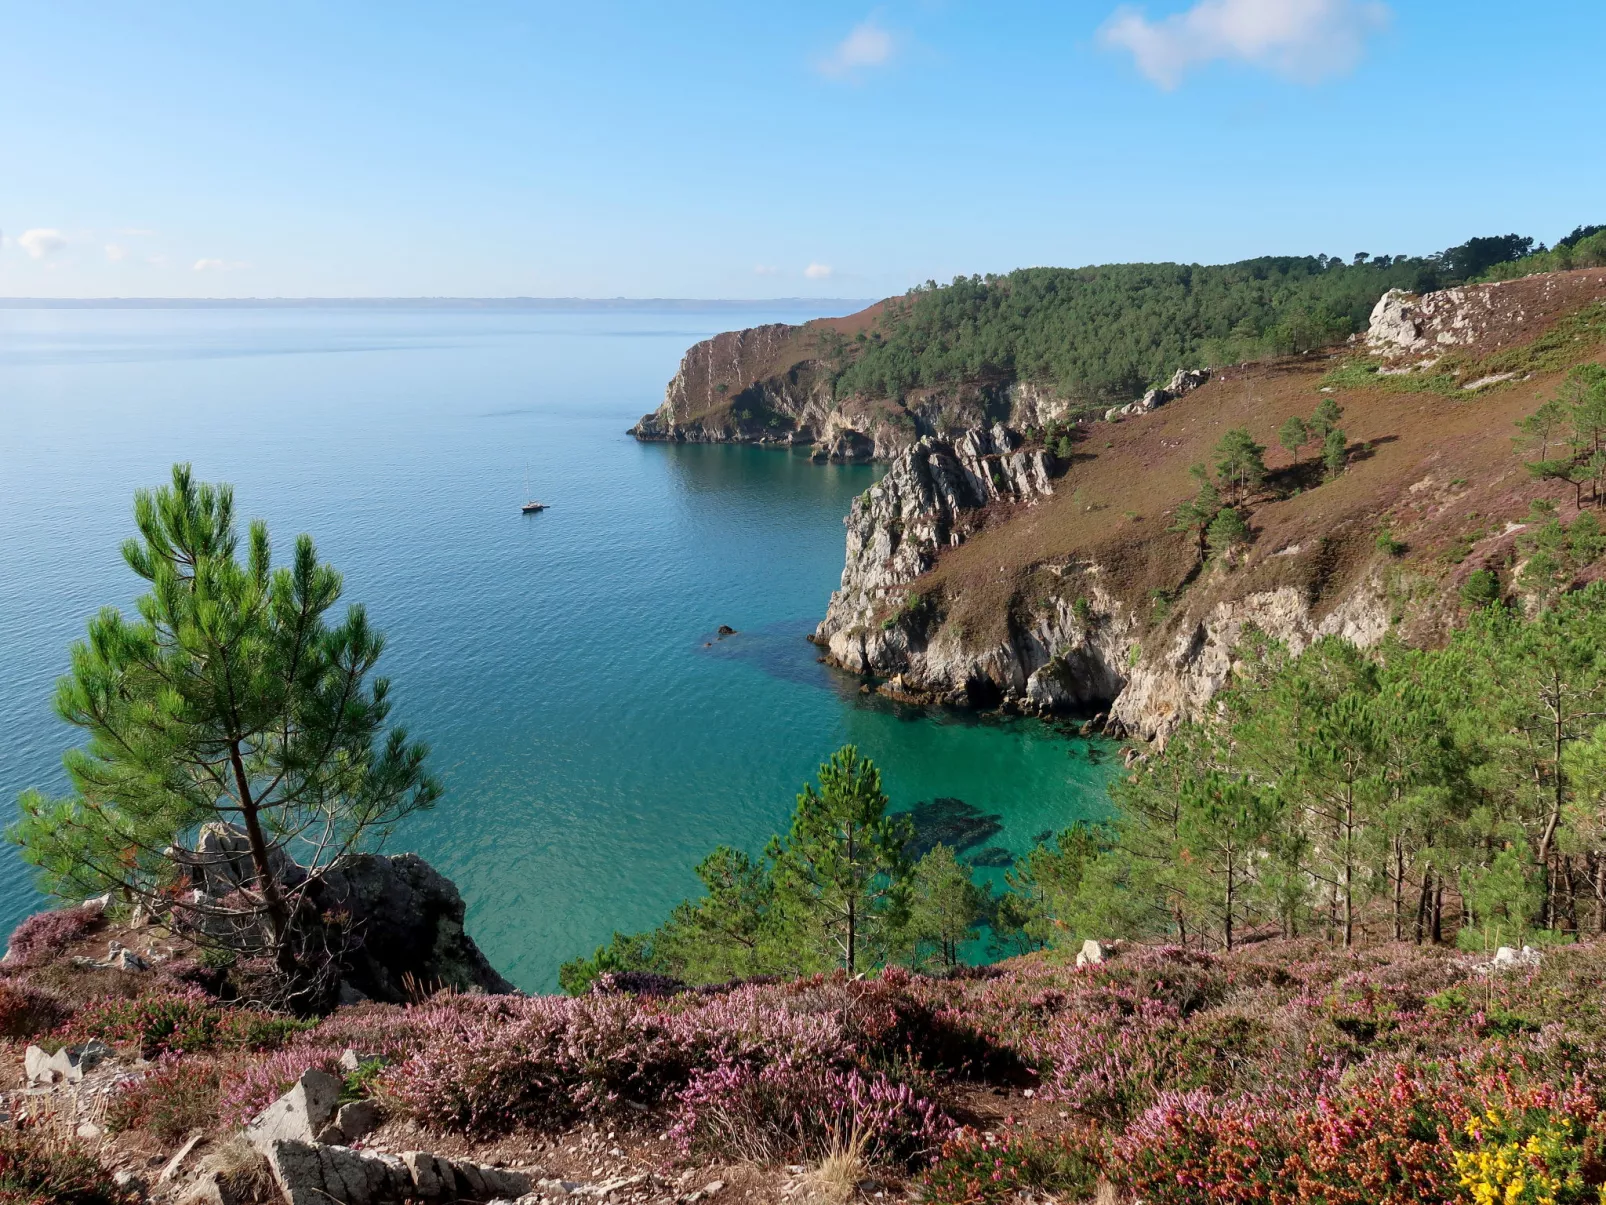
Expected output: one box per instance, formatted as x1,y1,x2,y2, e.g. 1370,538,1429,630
0,296,874,311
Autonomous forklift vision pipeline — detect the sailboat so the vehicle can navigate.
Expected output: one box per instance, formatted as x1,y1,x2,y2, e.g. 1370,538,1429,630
521,469,547,514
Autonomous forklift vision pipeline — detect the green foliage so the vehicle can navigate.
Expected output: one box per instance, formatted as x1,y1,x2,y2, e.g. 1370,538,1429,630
905,844,988,970
1462,846,1545,949
769,746,913,974
0,1125,137,1205
1376,522,1407,557
831,256,1442,404
10,465,439,972
1442,233,1535,280
1310,396,1344,440
1322,427,1348,478
1213,428,1267,504
1206,507,1251,557
561,746,913,986
1168,463,1225,563
1278,415,1310,465
105,1060,220,1144
1480,228,1606,281
1518,366,1606,509
1461,569,1502,609
920,1128,1099,1205
1002,822,1121,951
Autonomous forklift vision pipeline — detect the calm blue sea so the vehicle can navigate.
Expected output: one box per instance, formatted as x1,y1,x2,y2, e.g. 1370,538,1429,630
0,306,1114,990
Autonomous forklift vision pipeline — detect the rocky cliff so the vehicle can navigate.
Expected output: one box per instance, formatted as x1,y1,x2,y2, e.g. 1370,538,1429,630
813,268,1606,740
815,424,1057,685
630,312,1095,461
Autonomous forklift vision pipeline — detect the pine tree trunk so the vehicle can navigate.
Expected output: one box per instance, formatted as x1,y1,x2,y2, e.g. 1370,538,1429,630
1342,786,1355,949
1393,834,1405,942
229,742,297,975
1414,870,1433,945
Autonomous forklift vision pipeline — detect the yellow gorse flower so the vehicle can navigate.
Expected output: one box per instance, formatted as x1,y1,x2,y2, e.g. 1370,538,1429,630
1453,1113,1589,1205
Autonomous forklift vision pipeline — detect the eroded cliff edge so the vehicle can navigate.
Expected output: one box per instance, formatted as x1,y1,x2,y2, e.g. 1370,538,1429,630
812,268,1606,740
629,311,1096,462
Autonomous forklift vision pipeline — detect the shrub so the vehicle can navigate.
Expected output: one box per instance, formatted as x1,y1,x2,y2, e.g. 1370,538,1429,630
1453,1080,1606,1205
0,979,73,1039
669,1058,950,1164
3,905,101,968
219,1047,346,1128
70,991,311,1058
1114,1090,1289,1205
382,975,1005,1144
0,1122,135,1205
105,1058,221,1145
919,1127,1099,1205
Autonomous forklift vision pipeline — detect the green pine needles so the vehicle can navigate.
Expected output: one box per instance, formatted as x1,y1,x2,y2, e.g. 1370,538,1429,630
10,464,439,975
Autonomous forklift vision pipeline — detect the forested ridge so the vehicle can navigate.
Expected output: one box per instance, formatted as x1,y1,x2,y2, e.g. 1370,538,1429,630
827,227,1606,404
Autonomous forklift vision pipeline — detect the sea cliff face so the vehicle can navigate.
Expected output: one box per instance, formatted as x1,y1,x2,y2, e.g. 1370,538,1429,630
630,319,1089,462
815,424,1057,688
814,447,1393,737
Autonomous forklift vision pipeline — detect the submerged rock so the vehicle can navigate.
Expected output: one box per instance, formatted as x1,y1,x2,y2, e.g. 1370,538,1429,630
895,797,1005,860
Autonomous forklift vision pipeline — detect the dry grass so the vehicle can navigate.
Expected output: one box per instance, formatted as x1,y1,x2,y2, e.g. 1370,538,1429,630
921,304,1606,653
798,1126,868,1205
184,1134,276,1204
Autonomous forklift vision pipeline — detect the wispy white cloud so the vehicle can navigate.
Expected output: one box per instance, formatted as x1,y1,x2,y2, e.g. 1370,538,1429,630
105,243,127,262
804,263,834,280
193,258,249,272
817,18,895,77
1100,0,1389,89
753,264,782,277
19,228,68,259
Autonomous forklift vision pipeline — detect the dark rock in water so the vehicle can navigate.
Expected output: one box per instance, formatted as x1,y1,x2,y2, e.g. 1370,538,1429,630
1032,830,1054,846
716,625,737,637
895,797,1004,860
969,845,1016,868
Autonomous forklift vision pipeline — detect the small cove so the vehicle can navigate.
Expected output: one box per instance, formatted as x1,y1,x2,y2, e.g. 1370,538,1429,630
0,305,1116,990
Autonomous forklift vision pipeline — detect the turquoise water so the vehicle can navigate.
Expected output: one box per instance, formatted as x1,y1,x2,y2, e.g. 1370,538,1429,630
0,306,1115,990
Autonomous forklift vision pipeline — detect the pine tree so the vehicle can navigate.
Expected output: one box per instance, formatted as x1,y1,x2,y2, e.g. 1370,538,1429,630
1310,396,1345,440
1214,428,1268,504
11,465,439,975
1206,506,1251,557
906,844,986,969
769,746,913,973
1322,427,1348,479
1168,463,1223,564
1278,415,1310,469
1174,771,1278,950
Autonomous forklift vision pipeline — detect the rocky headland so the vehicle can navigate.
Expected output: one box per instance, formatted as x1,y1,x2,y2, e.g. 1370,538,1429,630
639,268,1606,741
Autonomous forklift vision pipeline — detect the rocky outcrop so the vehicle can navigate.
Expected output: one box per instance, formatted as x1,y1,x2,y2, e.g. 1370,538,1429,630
813,413,1395,737
246,1071,533,1205
312,852,514,1001
177,824,513,1002
1103,367,1210,422
631,316,1154,462
1108,580,1391,738
815,424,1055,680
1366,268,1606,373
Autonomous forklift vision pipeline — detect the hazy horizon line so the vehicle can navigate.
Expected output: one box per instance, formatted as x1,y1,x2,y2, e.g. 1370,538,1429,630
0,296,878,310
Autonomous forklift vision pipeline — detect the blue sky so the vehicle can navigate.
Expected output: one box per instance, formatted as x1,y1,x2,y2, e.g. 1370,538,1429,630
2,1,1601,299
